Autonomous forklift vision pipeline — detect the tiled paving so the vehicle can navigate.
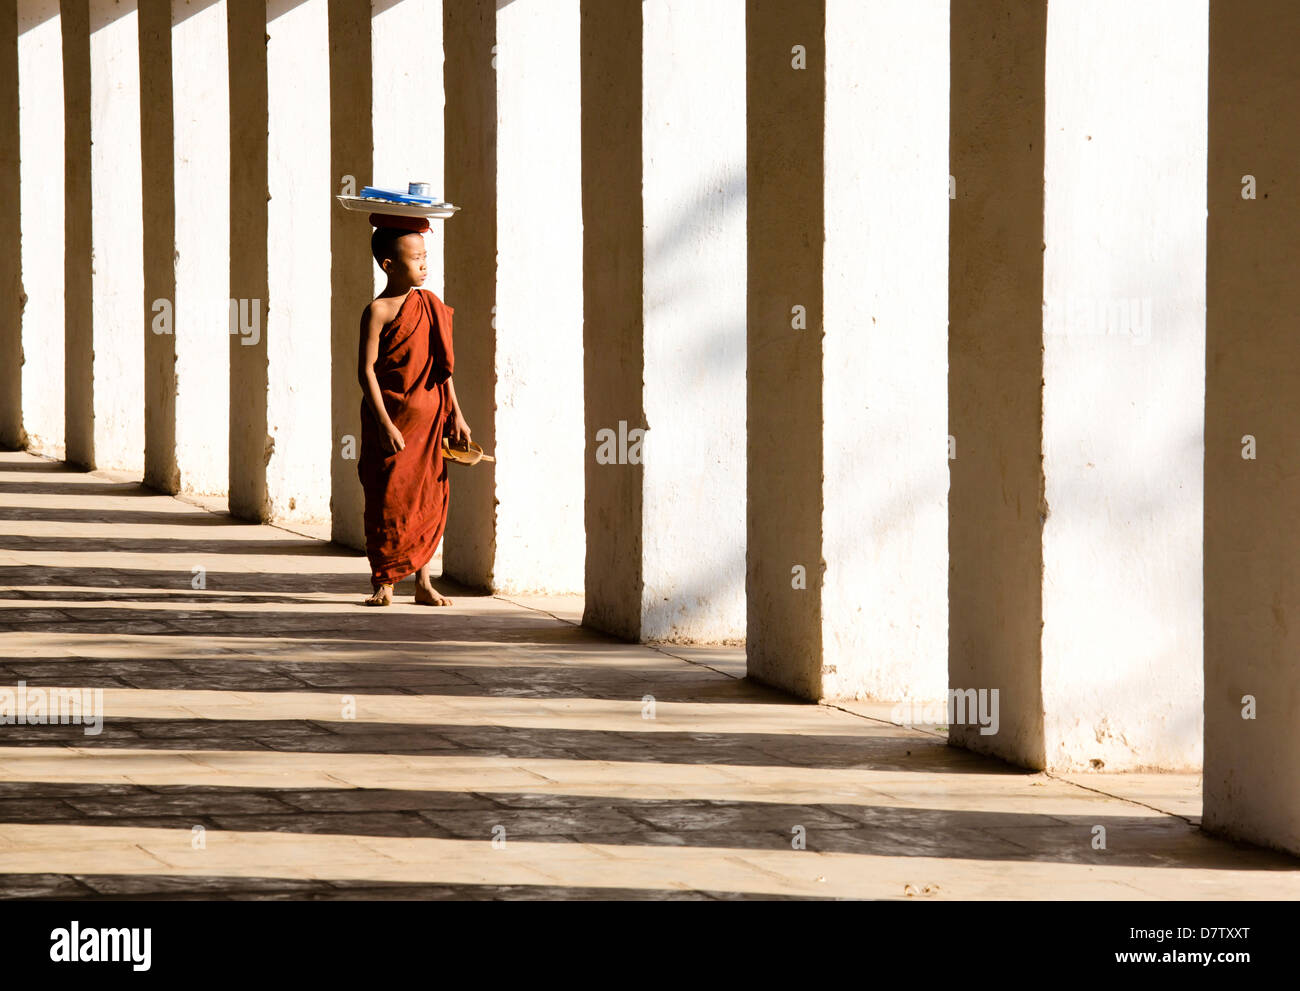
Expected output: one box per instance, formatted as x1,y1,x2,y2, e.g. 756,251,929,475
0,449,1295,899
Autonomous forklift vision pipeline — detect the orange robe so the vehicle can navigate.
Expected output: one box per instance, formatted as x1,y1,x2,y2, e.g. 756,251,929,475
358,288,455,587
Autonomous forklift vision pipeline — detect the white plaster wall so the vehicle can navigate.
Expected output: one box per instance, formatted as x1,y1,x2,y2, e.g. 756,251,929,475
640,0,746,640
372,0,444,298
1042,0,1206,770
266,0,331,523
89,0,144,471
494,0,585,593
172,0,229,495
822,0,948,700
17,0,64,459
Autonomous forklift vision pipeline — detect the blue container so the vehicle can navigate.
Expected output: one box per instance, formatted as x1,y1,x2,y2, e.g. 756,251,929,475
360,185,441,206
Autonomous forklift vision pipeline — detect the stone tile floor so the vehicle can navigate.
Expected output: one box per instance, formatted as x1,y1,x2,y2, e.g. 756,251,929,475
0,449,1296,899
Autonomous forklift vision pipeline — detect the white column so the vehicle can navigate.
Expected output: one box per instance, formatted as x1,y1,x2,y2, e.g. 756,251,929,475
745,0,823,691
372,0,443,297
443,0,585,594
822,0,947,699
227,0,268,519
949,0,1205,769
747,0,948,698
441,0,494,585
493,0,583,592
0,4,19,450
66,0,145,471
640,0,745,636
329,0,372,550
582,0,745,640
169,0,230,494
948,0,1048,765
1040,0,1206,769
265,0,331,523
141,0,230,494
1204,0,1300,855
14,2,66,457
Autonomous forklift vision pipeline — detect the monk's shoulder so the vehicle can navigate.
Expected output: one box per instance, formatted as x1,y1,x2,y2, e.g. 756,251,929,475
366,295,401,328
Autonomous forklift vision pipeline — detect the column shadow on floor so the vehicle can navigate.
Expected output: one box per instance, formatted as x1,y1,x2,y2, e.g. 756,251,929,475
3,455,1294,899
0,780,1286,872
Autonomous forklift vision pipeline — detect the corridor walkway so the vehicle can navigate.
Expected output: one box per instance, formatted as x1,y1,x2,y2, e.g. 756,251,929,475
0,449,1295,900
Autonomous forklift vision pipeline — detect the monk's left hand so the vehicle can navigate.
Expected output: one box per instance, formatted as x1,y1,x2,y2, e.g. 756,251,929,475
450,413,472,446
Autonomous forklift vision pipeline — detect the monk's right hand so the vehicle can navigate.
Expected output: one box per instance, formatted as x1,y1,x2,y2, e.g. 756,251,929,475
383,423,405,454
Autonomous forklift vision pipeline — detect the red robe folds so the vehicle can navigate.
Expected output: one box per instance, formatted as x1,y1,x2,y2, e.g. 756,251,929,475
358,288,455,587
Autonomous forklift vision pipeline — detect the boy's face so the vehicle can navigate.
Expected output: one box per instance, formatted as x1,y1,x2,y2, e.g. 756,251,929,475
384,233,427,286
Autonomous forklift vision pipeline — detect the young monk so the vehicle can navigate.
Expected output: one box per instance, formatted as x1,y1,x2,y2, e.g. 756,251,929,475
357,218,471,606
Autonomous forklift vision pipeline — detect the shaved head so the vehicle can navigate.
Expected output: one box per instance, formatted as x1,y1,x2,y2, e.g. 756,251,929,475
371,227,422,266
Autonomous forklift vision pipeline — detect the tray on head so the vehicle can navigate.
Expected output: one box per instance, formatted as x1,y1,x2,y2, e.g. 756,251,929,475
337,195,460,219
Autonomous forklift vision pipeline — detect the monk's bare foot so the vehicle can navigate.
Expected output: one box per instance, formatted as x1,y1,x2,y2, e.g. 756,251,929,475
414,579,452,607
365,583,393,606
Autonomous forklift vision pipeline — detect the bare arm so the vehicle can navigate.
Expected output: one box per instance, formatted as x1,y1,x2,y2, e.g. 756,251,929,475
357,306,405,453
445,377,472,445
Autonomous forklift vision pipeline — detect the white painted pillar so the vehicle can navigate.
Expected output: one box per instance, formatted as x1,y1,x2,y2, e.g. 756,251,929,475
950,0,1205,769
948,0,1048,766
63,0,145,471
1204,0,1300,856
746,0,822,696
139,0,230,495
442,0,495,586
13,0,67,459
1,3,21,451
328,0,372,551
265,0,331,523
746,0,948,699
1040,0,1206,770
168,0,230,495
229,0,332,523
92,0,145,471
443,0,584,594
227,0,269,520
492,0,583,593
823,0,948,700
372,0,443,298
581,0,745,639
139,0,174,489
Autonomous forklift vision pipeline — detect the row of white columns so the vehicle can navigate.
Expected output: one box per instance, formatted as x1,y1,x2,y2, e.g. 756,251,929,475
0,0,1296,855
